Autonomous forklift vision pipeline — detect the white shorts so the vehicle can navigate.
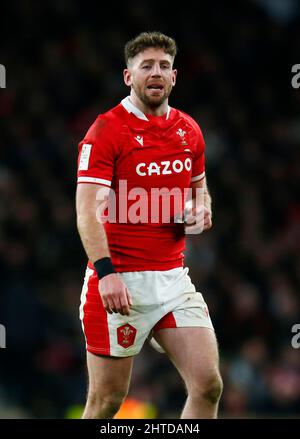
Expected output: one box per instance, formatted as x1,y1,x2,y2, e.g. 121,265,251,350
79,266,214,357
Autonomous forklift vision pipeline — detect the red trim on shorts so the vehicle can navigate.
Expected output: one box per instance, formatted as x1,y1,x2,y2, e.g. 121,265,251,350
82,270,110,356
153,312,177,332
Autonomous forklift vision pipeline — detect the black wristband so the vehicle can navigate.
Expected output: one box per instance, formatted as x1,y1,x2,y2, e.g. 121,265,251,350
94,257,116,279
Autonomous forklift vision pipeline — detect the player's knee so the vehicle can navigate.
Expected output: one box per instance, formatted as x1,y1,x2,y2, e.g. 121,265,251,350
201,373,223,405
189,371,223,406
87,390,126,418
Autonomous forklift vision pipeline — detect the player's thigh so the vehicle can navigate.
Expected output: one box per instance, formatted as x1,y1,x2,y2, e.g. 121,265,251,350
86,351,134,396
154,327,220,387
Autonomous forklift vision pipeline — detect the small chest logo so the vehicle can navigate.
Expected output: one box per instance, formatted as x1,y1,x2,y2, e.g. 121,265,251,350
176,128,188,146
117,324,137,348
134,135,143,146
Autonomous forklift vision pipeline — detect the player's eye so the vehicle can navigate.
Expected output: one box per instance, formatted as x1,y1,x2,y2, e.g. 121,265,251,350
142,65,151,69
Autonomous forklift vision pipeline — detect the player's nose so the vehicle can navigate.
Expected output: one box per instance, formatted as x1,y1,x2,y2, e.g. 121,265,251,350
151,63,162,77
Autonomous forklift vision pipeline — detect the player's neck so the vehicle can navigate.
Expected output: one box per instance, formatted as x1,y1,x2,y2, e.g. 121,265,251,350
129,93,168,117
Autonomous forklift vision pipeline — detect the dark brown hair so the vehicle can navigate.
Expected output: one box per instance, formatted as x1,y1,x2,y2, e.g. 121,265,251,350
124,31,177,66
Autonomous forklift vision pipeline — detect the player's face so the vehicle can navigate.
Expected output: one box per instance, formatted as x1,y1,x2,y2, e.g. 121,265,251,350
124,48,177,109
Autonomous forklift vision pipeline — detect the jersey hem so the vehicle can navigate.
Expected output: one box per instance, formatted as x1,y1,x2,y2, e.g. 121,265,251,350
87,260,184,272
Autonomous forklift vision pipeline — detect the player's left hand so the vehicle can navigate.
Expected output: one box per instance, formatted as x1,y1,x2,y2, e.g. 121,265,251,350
184,204,212,234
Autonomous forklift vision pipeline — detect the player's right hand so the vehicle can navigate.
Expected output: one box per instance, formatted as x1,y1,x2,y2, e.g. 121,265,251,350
98,273,133,316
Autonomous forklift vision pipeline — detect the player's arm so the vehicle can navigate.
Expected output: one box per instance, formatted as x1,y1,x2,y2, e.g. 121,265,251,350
184,177,212,234
76,183,110,261
76,183,132,315
77,116,133,316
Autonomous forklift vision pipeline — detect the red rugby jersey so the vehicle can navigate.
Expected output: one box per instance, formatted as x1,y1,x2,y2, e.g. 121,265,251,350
77,96,206,272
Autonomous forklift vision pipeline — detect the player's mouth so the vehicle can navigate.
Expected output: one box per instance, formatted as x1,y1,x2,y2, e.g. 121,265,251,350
146,84,164,91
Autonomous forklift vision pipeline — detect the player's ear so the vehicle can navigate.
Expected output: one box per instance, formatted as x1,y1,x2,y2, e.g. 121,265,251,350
123,69,132,86
172,69,177,86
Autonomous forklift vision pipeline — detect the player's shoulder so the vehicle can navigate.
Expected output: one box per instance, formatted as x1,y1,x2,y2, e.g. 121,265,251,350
84,103,125,140
100,102,126,124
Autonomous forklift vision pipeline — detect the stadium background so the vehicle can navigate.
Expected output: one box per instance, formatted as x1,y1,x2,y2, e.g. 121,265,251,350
0,0,299,418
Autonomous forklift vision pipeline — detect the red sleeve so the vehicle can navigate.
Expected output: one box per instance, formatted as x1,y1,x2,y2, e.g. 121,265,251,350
191,124,205,183
77,115,117,187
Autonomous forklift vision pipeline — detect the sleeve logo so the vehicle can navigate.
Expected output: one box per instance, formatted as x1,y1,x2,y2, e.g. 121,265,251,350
79,143,92,171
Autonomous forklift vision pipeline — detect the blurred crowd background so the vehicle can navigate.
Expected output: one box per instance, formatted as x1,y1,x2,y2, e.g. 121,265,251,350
0,0,299,418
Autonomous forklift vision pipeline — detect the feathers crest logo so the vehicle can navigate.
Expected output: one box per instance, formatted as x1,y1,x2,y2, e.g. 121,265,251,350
176,128,188,146
117,323,137,348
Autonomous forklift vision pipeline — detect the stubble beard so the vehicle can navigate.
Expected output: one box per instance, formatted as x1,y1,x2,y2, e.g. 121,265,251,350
133,84,173,109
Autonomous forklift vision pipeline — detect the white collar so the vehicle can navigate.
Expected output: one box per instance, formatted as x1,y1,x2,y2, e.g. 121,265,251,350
121,96,171,121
